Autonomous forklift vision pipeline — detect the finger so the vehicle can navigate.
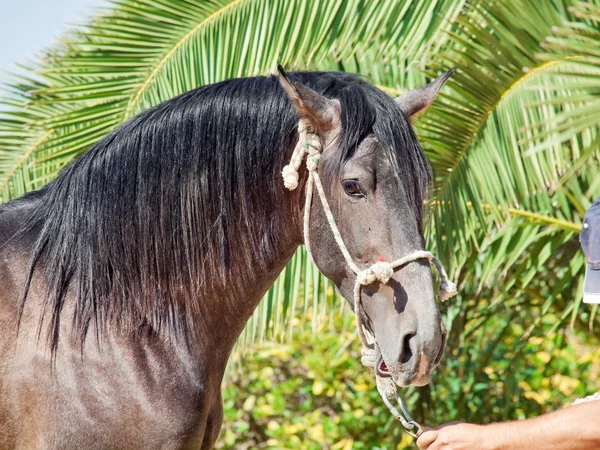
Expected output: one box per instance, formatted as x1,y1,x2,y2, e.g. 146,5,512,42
416,429,438,449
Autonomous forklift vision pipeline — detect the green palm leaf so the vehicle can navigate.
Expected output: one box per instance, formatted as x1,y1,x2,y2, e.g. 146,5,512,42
414,1,599,312
525,2,600,154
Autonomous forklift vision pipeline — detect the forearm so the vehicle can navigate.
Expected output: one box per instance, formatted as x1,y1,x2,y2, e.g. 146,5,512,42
485,402,600,450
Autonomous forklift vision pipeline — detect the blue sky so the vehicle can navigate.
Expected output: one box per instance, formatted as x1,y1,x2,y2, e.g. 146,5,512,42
0,0,107,79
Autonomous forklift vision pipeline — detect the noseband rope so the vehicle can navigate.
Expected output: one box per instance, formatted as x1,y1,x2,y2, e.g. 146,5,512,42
282,119,458,438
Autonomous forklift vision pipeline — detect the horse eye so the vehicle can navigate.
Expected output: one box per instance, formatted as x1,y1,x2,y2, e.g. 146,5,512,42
342,180,364,197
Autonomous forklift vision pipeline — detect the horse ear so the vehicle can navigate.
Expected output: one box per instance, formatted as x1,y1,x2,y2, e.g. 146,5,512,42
277,65,340,134
395,70,454,119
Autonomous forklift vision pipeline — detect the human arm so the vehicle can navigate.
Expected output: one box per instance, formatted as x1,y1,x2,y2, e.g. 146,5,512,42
416,401,600,450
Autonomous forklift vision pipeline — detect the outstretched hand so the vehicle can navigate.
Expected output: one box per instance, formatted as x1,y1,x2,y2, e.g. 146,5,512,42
416,422,487,450
416,401,600,450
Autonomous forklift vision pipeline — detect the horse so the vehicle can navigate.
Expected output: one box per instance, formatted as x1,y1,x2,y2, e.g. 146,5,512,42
0,67,451,449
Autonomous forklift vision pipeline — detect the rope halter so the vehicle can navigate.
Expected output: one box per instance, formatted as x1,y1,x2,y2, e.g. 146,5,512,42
282,119,458,437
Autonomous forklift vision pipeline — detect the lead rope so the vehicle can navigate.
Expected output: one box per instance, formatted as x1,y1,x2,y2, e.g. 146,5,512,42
282,119,458,439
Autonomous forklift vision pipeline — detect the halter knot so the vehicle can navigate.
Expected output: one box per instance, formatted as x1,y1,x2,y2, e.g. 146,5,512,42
306,152,320,172
357,261,394,286
439,279,458,302
282,164,300,190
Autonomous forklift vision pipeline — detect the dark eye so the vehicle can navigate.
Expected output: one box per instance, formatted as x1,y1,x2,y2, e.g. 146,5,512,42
342,180,364,197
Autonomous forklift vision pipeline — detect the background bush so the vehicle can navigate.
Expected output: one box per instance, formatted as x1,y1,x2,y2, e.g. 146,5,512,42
220,308,600,449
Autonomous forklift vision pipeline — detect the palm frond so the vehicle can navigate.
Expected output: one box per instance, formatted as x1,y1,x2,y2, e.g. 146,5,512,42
0,0,461,342
525,2,600,153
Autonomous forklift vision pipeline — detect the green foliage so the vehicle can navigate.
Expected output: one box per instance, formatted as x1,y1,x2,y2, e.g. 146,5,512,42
220,315,414,450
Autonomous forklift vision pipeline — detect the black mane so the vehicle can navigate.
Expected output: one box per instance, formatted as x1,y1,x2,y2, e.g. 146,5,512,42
15,71,432,351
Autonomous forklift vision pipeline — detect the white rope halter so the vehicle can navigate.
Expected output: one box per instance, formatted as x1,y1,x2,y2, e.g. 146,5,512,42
282,119,458,435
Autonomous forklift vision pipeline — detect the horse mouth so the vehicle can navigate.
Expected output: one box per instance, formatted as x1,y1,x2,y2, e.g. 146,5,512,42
375,353,392,377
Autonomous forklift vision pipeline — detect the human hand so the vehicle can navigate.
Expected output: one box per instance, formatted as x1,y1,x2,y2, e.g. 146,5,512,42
416,422,488,450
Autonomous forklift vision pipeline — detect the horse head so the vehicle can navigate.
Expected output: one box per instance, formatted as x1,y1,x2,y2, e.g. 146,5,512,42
279,68,453,387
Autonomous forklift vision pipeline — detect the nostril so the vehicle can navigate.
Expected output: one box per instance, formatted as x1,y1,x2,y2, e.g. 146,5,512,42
399,332,416,364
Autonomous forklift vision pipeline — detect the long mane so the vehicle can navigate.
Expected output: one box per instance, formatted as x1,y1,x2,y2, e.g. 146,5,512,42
16,71,432,351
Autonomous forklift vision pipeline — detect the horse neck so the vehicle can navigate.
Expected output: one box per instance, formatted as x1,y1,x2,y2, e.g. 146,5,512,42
191,184,304,363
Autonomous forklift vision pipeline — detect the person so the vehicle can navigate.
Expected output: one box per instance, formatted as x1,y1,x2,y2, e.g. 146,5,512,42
417,198,600,450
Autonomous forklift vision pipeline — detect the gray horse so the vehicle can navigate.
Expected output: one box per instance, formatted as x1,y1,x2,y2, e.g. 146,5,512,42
0,68,450,448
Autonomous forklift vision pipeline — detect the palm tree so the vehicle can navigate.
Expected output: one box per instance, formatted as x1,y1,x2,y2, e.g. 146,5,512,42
1,0,599,444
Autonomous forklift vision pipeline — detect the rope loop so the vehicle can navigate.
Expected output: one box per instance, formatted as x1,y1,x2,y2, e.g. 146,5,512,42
282,120,322,190
360,345,377,368
298,121,309,134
